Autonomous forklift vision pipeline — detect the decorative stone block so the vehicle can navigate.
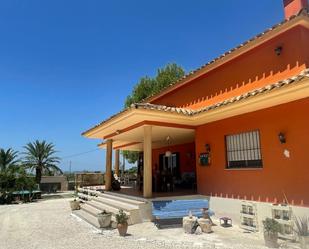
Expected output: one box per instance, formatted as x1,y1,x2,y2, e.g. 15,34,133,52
198,218,212,233
183,216,198,234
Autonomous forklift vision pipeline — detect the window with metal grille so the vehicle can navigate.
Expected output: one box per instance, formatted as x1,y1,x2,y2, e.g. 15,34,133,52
225,130,263,169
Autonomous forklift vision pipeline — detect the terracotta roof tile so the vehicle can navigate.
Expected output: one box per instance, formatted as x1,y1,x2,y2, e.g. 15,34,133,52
82,69,309,136
131,69,309,116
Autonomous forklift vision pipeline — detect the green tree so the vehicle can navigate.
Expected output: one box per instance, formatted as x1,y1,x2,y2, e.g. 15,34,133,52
0,148,37,204
123,63,185,163
153,63,185,94
121,150,139,164
23,140,62,184
125,77,155,107
0,148,19,172
0,148,20,202
125,63,185,108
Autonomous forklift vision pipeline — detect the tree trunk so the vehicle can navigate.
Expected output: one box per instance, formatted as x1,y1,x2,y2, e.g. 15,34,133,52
35,168,42,184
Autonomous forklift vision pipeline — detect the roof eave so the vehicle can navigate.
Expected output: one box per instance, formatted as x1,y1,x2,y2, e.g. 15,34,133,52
82,108,192,139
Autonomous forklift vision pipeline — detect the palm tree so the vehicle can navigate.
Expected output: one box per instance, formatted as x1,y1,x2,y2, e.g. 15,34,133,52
23,140,62,184
0,148,19,172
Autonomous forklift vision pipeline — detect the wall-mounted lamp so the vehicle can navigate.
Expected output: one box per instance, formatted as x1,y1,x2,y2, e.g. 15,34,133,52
278,132,286,144
205,144,211,152
274,46,283,56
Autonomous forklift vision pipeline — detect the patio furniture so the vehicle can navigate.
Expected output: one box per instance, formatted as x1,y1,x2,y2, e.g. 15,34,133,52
220,217,232,227
119,175,130,186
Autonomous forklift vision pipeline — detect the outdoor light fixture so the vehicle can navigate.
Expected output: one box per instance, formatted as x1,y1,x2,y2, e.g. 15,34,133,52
275,46,283,56
278,132,286,144
165,135,172,157
165,150,172,157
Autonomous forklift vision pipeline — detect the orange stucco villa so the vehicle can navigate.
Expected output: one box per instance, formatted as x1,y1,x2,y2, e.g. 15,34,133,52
83,0,309,209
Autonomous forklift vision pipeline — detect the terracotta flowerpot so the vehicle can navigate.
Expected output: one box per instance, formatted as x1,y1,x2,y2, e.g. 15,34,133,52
97,213,112,228
70,200,80,211
117,222,128,236
299,236,309,249
264,232,279,248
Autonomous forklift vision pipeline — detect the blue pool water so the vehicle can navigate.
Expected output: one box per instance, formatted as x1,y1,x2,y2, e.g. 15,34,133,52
152,199,211,219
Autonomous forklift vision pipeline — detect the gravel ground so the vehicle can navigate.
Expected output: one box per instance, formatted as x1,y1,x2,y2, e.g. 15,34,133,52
0,198,301,249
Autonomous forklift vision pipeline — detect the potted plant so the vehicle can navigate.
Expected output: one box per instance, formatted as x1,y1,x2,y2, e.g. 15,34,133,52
294,216,309,249
69,192,80,211
97,210,112,228
69,198,80,211
115,209,129,236
263,218,281,248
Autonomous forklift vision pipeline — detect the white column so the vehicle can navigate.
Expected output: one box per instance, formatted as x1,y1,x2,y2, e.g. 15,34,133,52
105,139,113,191
143,125,152,198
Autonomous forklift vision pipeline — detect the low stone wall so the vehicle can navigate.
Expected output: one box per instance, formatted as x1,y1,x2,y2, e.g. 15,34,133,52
40,176,68,192
75,173,104,187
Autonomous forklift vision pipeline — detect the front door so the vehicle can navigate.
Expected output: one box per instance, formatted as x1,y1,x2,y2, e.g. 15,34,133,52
156,152,180,192
159,152,180,177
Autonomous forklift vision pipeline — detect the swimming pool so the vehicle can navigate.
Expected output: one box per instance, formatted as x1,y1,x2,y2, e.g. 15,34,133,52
152,198,209,219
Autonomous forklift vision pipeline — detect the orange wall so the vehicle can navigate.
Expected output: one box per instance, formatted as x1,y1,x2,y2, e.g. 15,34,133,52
152,142,196,174
195,97,309,206
152,26,309,109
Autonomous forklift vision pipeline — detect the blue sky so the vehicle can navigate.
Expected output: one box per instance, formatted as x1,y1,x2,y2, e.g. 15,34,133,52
0,0,284,172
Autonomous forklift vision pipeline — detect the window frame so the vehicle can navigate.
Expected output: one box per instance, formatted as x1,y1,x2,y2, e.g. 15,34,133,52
225,130,263,169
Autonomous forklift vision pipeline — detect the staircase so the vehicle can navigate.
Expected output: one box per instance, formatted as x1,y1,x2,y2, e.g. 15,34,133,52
73,187,151,229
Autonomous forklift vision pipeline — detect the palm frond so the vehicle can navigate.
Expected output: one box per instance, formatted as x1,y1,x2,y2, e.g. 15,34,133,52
0,148,19,172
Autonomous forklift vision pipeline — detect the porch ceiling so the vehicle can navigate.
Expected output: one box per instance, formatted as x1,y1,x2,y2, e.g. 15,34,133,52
98,125,195,151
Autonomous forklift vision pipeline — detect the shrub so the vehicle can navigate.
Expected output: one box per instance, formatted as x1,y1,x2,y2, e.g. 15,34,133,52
263,218,281,235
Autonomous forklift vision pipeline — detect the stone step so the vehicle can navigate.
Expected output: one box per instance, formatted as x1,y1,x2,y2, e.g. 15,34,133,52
77,187,147,224
77,193,91,201
94,195,140,212
78,187,146,206
100,192,146,206
80,202,132,225
85,199,129,215
73,209,100,228
85,200,137,224
75,206,118,229
80,202,102,216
